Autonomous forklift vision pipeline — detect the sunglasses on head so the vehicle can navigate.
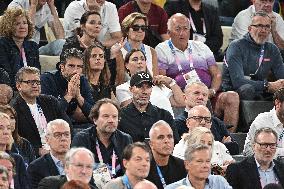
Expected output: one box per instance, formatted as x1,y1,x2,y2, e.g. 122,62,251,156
131,25,148,32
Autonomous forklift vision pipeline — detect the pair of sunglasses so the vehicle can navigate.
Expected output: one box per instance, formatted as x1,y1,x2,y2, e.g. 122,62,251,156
131,25,148,32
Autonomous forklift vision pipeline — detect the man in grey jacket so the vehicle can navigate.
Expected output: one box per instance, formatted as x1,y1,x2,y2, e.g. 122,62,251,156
222,10,284,100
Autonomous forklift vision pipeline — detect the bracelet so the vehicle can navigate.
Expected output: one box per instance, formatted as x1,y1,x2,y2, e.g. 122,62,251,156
169,79,176,87
264,80,269,92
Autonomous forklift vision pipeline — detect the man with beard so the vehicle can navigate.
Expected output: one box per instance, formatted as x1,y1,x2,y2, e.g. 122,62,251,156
222,11,284,100
244,88,284,157
41,48,94,130
71,98,132,188
146,120,187,188
226,127,284,189
118,71,179,143
231,0,284,51
27,119,71,189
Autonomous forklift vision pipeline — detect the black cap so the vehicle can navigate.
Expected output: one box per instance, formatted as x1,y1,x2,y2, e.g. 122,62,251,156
130,71,153,87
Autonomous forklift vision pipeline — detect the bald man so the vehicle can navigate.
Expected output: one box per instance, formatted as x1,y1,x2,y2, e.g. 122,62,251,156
134,180,157,189
146,120,187,188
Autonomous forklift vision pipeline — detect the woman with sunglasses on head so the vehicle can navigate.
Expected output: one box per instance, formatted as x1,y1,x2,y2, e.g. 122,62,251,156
115,12,159,85
0,8,40,89
83,43,115,101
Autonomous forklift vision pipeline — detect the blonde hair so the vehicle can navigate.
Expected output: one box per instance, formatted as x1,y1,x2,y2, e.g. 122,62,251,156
121,12,148,38
184,127,214,147
0,8,34,39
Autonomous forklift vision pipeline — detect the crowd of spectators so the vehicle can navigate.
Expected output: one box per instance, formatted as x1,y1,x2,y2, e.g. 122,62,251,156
1,0,284,188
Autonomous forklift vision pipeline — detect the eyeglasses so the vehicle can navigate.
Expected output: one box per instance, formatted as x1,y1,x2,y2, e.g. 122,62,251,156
251,24,271,31
131,25,148,32
70,163,93,170
52,132,71,139
187,116,212,124
255,142,277,149
20,80,41,86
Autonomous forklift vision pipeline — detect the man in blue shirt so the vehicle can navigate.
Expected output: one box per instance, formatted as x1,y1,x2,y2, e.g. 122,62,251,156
165,144,232,189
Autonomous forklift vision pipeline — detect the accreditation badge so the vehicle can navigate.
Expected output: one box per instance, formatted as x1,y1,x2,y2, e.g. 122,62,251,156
93,163,112,189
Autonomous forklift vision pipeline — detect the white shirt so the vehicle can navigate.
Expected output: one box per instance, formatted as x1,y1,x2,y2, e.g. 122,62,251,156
9,0,54,44
230,5,284,43
173,138,233,166
121,45,153,76
26,103,48,147
63,0,121,43
243,108,284,157
116,81,174,117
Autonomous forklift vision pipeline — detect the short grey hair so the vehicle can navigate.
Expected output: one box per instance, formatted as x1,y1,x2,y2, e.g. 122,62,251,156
65,147,94,167
46,119,70,136
149,120,171,140
253,127,278,144
184,143,211,162
167,13,190,31
184,81,208,93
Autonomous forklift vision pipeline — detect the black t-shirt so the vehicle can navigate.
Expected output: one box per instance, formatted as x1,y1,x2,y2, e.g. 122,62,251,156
146,155,187,189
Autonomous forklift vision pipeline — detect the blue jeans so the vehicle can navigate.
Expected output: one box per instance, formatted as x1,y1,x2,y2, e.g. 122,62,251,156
39,39,65,56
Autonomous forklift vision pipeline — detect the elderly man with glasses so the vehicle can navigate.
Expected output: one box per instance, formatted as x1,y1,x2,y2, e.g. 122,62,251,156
244,88,284,157
226,127,284,189
175,81,239,155
222,10,284,100
27,119,71,189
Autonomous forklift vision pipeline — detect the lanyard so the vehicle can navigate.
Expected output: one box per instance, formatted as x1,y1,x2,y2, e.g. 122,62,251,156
189,13,206,36
254,45,265,75
124,40,146,55
21,47,27,67
95,139,116,176
167,40,194,72
156,165,167,188
122,174,132,189
279,129,284,142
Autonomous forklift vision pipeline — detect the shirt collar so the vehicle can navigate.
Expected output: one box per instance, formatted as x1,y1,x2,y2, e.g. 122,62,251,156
271,108,283,128
255,157,275,171
185,175,210,186
50,152,61,165
128,102,155,116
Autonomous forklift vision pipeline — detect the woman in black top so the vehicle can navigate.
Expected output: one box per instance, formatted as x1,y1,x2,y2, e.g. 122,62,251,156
83,43,114,102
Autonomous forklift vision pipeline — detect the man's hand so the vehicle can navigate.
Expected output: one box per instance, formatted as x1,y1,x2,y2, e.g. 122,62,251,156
222,136,232,143
153,75,172,87
268,79,284,93
47,0,55,7
269,13,277,32
30,0,38,7
66,74,80,101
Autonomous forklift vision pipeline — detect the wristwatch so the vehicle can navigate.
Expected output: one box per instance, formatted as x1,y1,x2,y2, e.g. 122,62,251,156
264,80,269,92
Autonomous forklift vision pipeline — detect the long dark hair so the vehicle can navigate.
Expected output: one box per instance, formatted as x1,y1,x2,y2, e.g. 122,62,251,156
83,42,111,87
75,10,101,36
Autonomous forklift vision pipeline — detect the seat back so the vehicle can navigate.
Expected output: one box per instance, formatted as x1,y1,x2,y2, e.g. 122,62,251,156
221,26,232,52
231,133,247,154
